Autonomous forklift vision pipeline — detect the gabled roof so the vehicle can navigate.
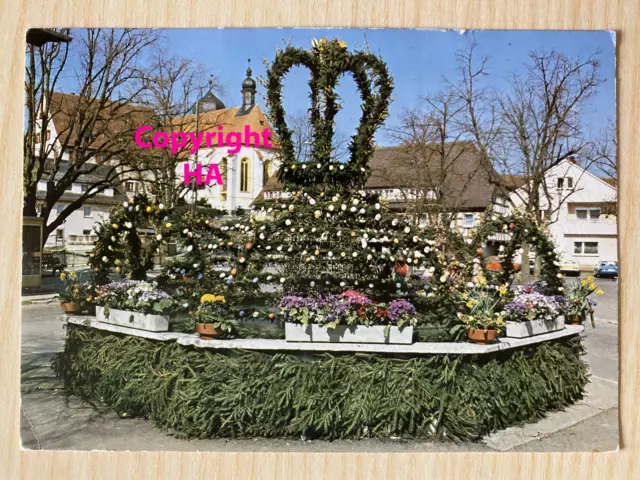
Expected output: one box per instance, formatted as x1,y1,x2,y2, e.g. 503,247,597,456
258,141,497,210
172,104,277,149
48,92,155,152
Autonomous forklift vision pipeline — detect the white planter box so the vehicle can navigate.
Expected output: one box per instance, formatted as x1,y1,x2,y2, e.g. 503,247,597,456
285,323,414,344
505,316,565,338
95,306,169,332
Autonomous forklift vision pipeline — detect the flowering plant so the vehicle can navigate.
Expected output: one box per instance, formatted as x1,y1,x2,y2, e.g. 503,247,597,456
191,293,235,332
94,279,176,315
279,292,418,336
564,276,603,322
503,283,565,322
58,271,85,302
455,283,507,332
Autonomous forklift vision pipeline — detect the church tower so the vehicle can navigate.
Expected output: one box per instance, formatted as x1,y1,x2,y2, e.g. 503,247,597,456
192,77,225,114
236,59,256,117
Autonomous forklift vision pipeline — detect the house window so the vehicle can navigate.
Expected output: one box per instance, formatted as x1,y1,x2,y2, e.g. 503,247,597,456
576,208,601,222
82,229,91,235
56,229,64,243
35,133,40,144
220,157,228,189
84,207,92,218
567,177,574,188
574,241,599,255
240,158,250,192
464,214,474,228
263,159,272,186
196,172,207,190
557,178,564,189
46,130,51,140
125,181,138,193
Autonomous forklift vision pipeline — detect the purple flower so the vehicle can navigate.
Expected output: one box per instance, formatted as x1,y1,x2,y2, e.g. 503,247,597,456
387,300,416,323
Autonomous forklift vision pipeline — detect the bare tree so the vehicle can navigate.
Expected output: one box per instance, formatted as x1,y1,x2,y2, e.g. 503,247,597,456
133,47,224,207
287,110,349,163
592,117,617,188
451,42,604,281
384,89,485,228
454,43,603,223
24,28,160,245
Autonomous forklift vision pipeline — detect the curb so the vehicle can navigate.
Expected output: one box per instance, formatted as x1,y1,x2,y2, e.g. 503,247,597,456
482,375,618,451
22,294,58,305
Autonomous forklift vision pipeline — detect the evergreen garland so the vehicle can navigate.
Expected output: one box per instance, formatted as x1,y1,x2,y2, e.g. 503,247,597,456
88,194,171,282
266,38,393,189
54,323,588,441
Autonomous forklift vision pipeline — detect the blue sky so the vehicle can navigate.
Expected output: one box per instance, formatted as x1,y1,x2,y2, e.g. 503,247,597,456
160,28,615,147
57,28,615,147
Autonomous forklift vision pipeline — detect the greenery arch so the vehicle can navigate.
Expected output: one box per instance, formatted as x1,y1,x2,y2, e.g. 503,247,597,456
88,194,173,282
265,38,394,189
472,210,564,293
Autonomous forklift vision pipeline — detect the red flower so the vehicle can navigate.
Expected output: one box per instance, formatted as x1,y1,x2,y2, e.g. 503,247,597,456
339,290,370,304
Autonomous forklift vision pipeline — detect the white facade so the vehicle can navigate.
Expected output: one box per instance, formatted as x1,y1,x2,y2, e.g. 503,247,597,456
509,159,617,267
178,145,279,212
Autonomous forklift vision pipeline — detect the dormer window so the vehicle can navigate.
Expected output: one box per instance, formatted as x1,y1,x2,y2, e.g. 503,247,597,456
557,176,574,190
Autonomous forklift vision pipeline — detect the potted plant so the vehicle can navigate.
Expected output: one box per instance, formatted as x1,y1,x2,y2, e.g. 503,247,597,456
564,276,603,326
503,282,566,337
453,284,506,344
93,279,176,332
192,294,235,339
280,293,417,344
58,271,83,314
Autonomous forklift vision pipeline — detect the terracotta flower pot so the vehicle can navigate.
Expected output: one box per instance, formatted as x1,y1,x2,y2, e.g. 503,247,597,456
60,301,82,314
566,313,586,325
467,328,499,345
195,322,220,340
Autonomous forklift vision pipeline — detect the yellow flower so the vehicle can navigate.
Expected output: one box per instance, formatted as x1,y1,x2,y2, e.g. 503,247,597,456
586,276,594,283
498,284,508,296
201,294,226,304
596,289,604,295
146,206,152,213
86,296,93,302
59,272,66,280
112,224,119,229
338,40,347,48
461,293,468,300
69,271,77,279
115,266,121,273
114,259,121,265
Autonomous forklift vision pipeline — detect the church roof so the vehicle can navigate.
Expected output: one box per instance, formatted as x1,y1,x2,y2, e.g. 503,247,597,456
171,104,278,151
193,90,226,112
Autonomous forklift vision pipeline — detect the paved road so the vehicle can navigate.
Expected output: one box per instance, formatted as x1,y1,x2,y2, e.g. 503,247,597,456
20,275,619,452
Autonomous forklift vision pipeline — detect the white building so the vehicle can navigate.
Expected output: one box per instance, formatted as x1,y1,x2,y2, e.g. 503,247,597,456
175,66,279,212
509,158,617,267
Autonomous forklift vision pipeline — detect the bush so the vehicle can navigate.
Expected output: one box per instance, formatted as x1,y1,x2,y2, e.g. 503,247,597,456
54,324,588,441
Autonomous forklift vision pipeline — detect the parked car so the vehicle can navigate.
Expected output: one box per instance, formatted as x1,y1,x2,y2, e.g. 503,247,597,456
559,261,581,277
594,261,618,278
